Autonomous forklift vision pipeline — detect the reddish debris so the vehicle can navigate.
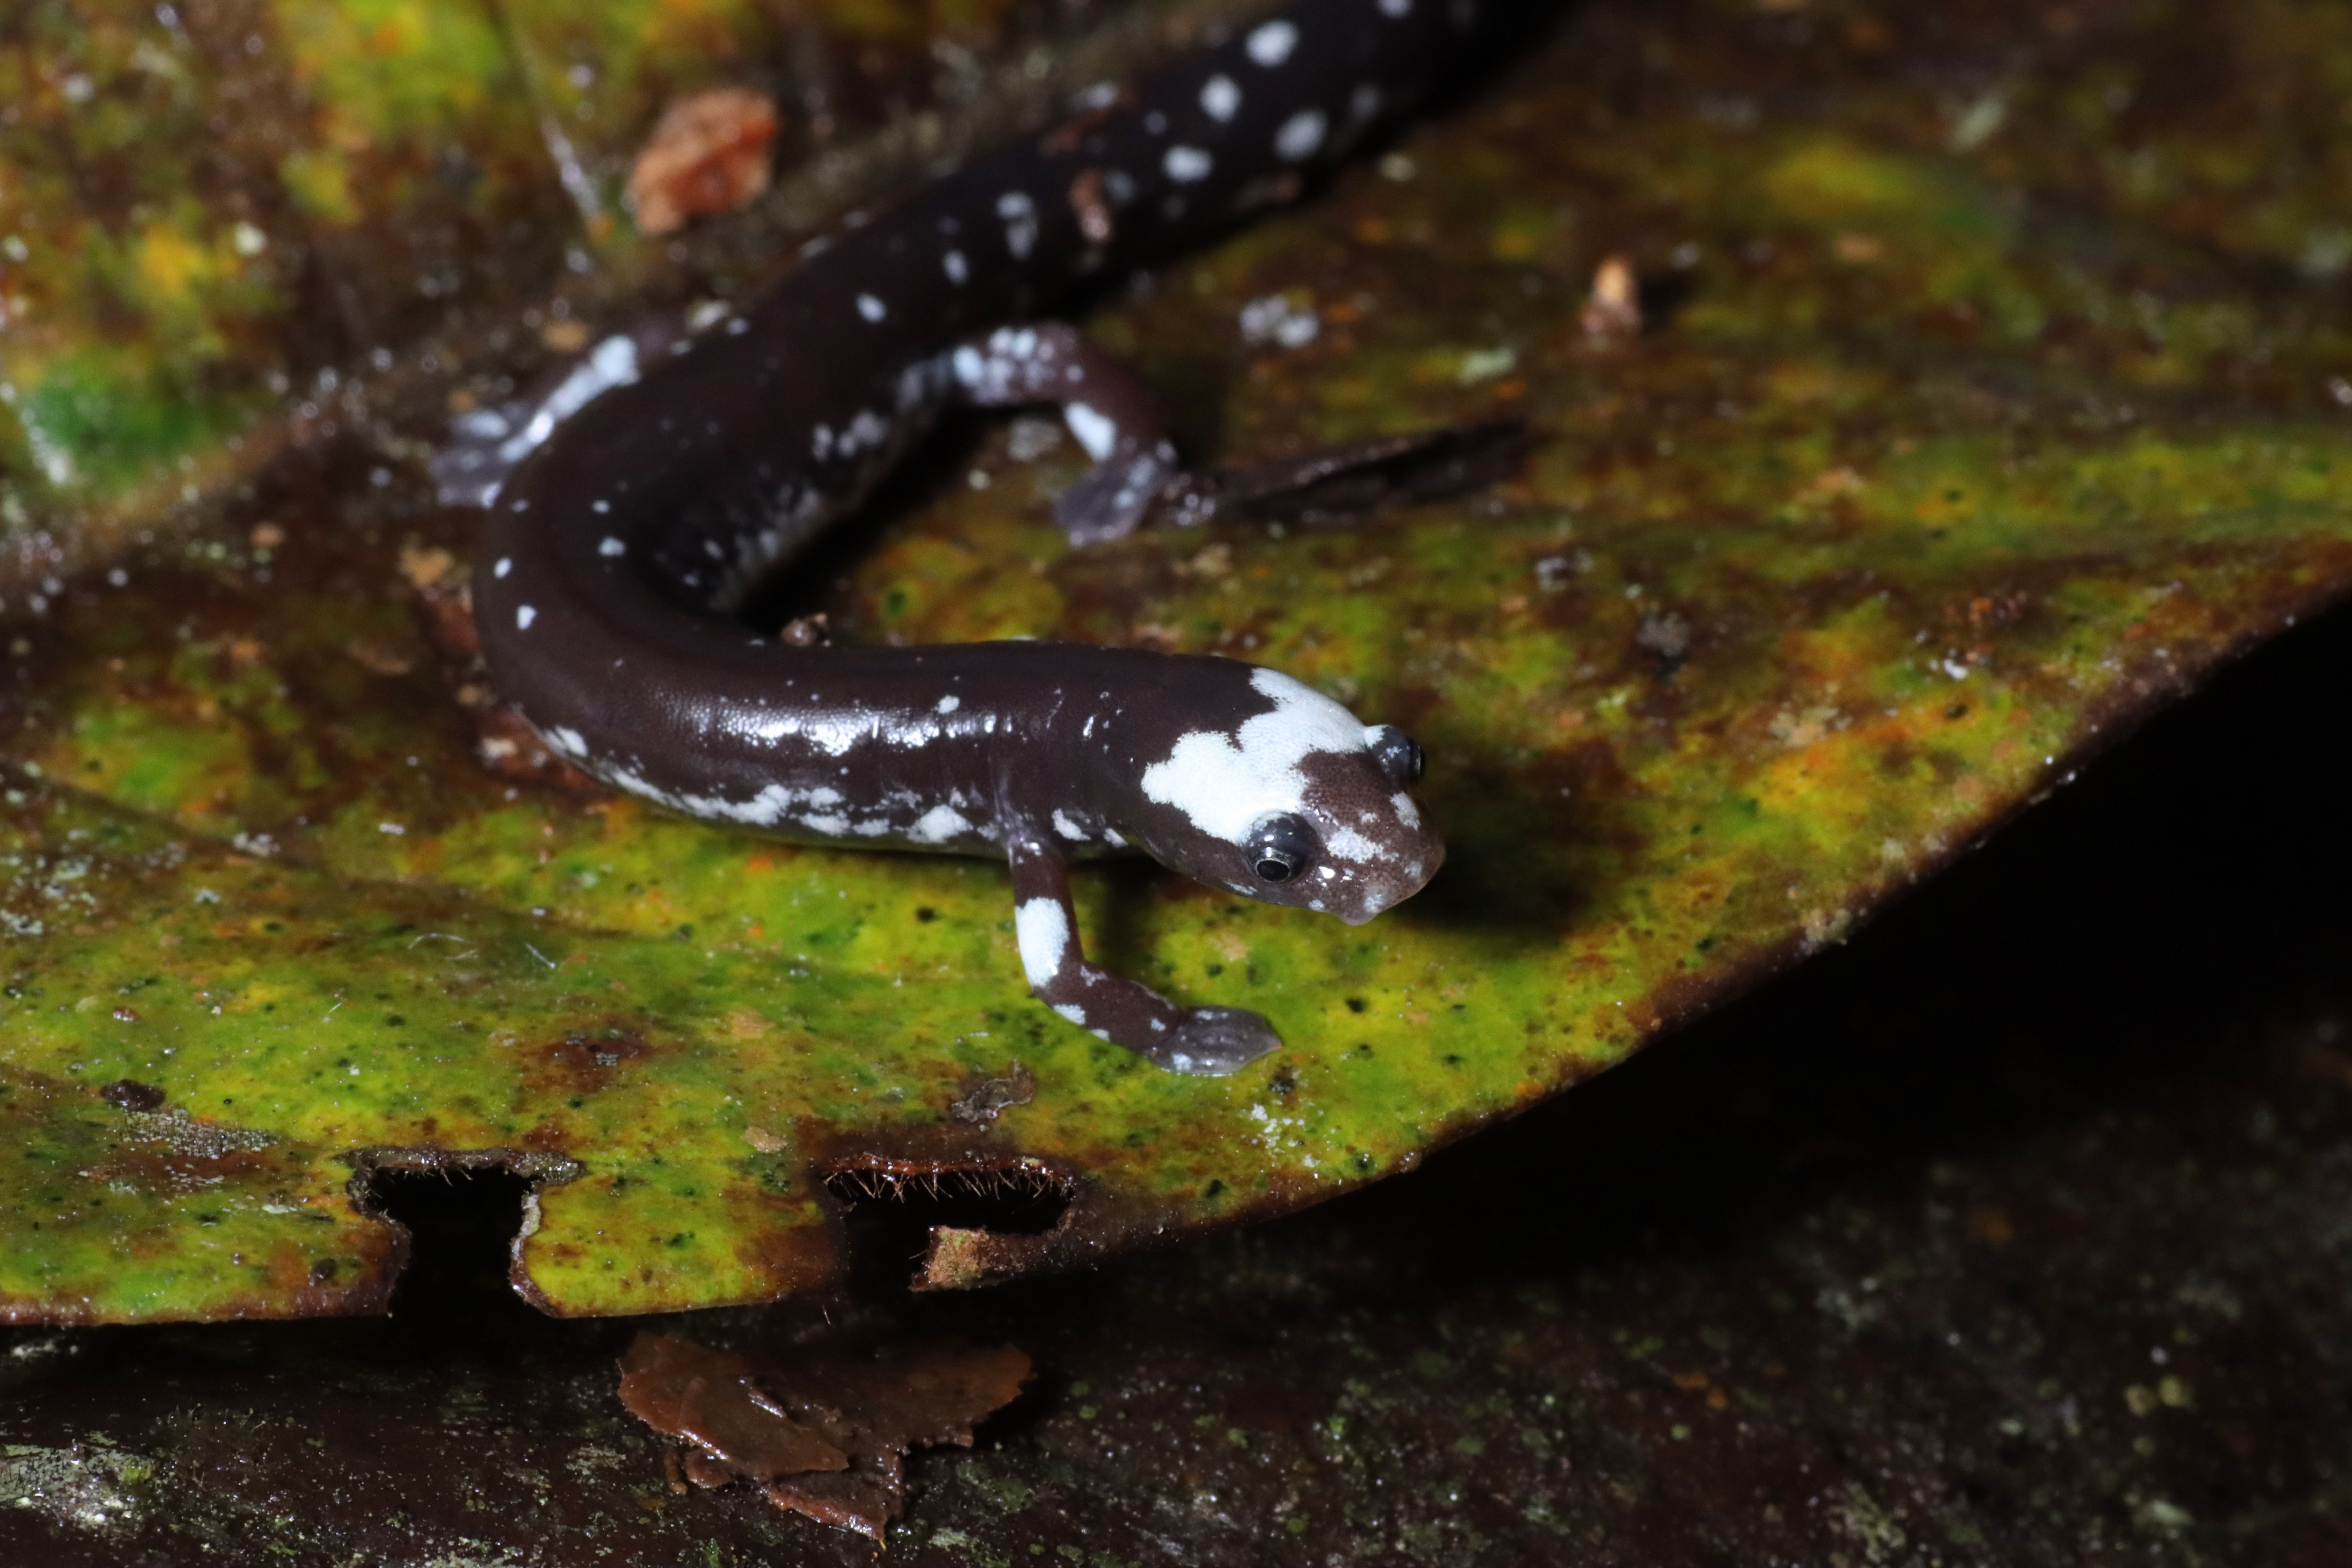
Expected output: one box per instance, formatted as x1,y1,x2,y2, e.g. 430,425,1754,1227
627,88,780,237
616,1332,1030,1540
1581,251,1642,339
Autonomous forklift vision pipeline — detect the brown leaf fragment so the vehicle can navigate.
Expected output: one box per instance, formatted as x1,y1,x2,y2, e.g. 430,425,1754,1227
627,88,779,237
616,1332,1031,1541
617,1334,847,1479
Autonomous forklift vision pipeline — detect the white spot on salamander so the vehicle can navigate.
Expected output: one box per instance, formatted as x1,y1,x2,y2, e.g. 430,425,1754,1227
1201,74,1241,122
1141,667,1367,845
1164,145,1213,183
546,726,586,756
997,191,1038,260
494,335,641,471
516,604,537,630
1391,792,1422,829
935,694,962,714
1247,19,1299,67
1053,1002,1088,1026
856,292,887,322
1380,0,1413,16
944,249,969,285
493,557,512,578
906,803,974,844
1275,108,1327,162
1051,809,1088,842
1064,402,1118,460
598,536,624,557
1322,824,1394,864
1018,897,1072,986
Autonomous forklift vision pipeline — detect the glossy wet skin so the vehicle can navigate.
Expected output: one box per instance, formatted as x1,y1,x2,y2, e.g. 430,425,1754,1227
459,0,1484,1073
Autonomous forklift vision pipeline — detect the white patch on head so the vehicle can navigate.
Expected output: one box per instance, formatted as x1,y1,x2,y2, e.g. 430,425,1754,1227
598,535,624,557
1247,19,1299,67
1064,402,1118,460
1018,897,1073,986
944,248,969,284
1274,109,1327,162
515,604,537,630
1322,824,1393,864
997,191,1038,259
1141,667,1368,844
1163,145,1214,184
1201,74,1241,122
856,292,887,322
935,694,961,714
1391,792,1421,828
1051,808,1088,842
906,803,974,844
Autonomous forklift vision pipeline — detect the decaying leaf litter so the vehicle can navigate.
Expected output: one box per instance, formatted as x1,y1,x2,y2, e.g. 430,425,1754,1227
8,0,2352,1324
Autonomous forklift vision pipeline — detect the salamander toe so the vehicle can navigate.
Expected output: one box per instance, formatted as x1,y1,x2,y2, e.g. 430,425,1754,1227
1152,1006,1281,1075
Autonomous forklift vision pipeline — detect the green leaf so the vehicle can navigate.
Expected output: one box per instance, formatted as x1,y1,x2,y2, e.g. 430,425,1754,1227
6,0,2352,1321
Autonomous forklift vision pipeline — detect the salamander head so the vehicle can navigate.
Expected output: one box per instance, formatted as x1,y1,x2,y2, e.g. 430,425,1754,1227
1135,666,1443,924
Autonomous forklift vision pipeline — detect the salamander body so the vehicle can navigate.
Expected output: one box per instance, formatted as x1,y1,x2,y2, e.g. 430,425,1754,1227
464,0,1487,1073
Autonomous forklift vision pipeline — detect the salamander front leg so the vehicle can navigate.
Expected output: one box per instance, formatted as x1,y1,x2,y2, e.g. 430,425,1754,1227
950,323,1181,545
1005,831,1278,1076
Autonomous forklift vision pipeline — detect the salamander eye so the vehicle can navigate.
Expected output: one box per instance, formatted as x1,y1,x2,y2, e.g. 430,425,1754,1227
1368,726,1425,788
1245,813,1317,884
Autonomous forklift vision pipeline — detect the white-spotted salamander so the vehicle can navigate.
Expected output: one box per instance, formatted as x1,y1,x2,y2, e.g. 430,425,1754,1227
454,0,1489,1074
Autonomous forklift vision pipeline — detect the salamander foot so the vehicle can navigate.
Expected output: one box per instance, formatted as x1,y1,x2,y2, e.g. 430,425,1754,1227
1149,1007,1280,1076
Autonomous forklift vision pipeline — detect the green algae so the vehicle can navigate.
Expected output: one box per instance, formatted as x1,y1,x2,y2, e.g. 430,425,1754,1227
6,0,2352,1319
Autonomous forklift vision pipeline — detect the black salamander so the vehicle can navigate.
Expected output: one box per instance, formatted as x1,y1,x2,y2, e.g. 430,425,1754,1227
462,0,1488,1074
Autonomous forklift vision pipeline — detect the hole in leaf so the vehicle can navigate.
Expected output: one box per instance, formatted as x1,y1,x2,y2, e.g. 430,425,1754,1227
354,1154,561,1325
823,1160,1073,1291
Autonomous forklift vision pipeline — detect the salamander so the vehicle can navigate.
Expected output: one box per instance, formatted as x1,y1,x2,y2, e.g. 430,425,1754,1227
457,0,1488,1074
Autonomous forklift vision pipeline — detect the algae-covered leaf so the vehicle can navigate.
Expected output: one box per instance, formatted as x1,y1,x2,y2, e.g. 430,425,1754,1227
7,0,2352,1322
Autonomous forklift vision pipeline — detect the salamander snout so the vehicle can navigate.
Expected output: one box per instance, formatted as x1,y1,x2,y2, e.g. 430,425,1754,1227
1136,667,1442,925
1262,733,1445,925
